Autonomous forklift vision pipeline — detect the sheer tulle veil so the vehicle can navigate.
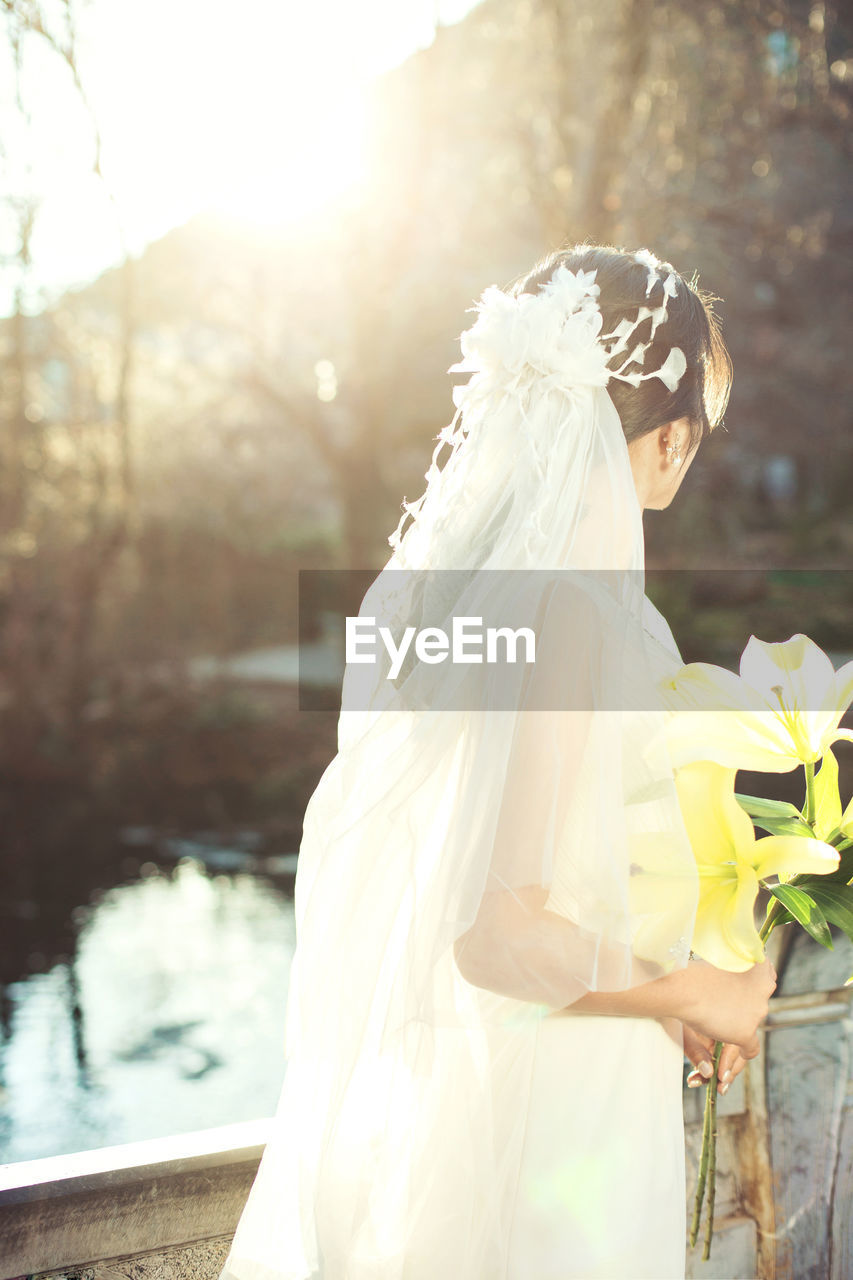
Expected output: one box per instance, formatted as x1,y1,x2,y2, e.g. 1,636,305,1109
220,252,700,1280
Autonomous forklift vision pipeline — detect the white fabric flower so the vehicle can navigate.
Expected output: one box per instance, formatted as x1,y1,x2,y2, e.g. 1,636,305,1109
450,268,611,394
450,286,533,378
655,346,687,392
634,248,662,296
449,262,685,403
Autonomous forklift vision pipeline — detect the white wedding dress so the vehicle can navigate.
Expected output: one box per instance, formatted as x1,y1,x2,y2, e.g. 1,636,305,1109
504,597,689,1280
220,593,692,1280
221,261,701,1280
505,1013,686,1279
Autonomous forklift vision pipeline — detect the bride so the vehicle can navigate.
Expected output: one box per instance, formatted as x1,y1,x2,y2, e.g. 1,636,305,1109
220,244,777,1280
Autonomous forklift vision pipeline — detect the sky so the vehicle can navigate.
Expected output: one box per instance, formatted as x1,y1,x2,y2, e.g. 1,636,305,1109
0,0,482,314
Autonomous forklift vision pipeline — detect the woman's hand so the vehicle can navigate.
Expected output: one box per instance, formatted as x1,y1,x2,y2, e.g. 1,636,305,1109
682,1025,750,1096
680,955,777,1067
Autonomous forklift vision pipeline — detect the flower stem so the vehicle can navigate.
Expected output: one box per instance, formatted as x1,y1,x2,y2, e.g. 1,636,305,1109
689,1038,724,1250
805,760,816,827
702,1045,723,1261
689,1042,715,1248
690,852,785,1255
758,910,777,945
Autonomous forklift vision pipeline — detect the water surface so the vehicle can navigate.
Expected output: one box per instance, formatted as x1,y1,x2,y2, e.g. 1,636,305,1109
0,857,295,1164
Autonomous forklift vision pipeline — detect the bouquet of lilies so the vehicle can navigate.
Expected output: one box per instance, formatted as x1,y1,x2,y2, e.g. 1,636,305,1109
660,635,853,1259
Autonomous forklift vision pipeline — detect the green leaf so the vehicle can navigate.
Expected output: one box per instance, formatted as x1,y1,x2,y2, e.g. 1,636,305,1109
756,815,816,838
839,790,853,839
813,748,843,841
735,793,814,838
737,794,804,820
763,896,795,928
768,884,834,949
836,848,853,886
799,882,853,947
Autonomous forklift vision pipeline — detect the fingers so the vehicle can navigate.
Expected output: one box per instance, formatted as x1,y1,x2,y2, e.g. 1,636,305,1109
715,1043,748,1095
714,1041,734,1089
683,1024,716,1089
684,1032,759,1094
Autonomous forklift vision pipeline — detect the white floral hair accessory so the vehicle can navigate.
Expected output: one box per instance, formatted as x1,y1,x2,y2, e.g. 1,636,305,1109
389,248,688,567
448,252,687,415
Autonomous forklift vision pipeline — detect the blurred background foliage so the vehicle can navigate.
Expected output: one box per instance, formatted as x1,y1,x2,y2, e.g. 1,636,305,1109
0,0,851,834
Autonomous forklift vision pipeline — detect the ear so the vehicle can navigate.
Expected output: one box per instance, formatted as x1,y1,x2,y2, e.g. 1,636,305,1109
659,418,689,465
657,423,675,466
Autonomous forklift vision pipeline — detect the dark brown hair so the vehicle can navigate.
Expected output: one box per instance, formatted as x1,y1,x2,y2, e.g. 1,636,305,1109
511,243,732,453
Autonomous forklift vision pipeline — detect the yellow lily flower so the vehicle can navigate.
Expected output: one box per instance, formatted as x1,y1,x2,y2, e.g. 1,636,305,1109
812,747,853,843
662,634,853,771
673,761,839,970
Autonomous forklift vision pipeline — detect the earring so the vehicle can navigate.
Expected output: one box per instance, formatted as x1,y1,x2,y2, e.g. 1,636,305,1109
665,436,683,466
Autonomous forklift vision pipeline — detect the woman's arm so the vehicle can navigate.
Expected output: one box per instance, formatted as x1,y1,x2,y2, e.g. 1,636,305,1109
454,886,777,1058
565,963,695,1020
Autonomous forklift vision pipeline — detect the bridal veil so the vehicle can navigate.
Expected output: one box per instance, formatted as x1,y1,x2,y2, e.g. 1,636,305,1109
220,253,700,1280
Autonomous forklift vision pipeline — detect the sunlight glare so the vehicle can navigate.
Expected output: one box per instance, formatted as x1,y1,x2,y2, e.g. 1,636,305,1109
78,0,370,235
1,0,482,310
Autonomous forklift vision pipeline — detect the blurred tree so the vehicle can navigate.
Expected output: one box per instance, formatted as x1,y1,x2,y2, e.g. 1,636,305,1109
372,0,853,565
0,0,850,790
0,0,136,773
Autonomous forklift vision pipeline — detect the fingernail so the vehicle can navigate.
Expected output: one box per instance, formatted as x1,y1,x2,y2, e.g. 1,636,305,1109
687,1073,702,1088
721,1068,732,1084
720,1082,730,1096
698,1060,714,1079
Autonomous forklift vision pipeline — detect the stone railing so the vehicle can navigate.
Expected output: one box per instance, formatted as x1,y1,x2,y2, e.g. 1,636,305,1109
0,1119,268,1280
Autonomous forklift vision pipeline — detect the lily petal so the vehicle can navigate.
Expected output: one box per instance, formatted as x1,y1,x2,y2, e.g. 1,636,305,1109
741,634,842,761
813,748,843,840
740,634,836,707
629,886,696,967
836,785,853,839
674,761,755,866
751,834,840,882
664,710,801,772
722,863,765,966
827,658,853,722
692,878,739,968
693,873,762,971
625,828,700,968
662,661,770,714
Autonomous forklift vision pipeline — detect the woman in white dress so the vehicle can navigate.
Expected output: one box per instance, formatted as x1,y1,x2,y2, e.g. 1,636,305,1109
220,244,777,1280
